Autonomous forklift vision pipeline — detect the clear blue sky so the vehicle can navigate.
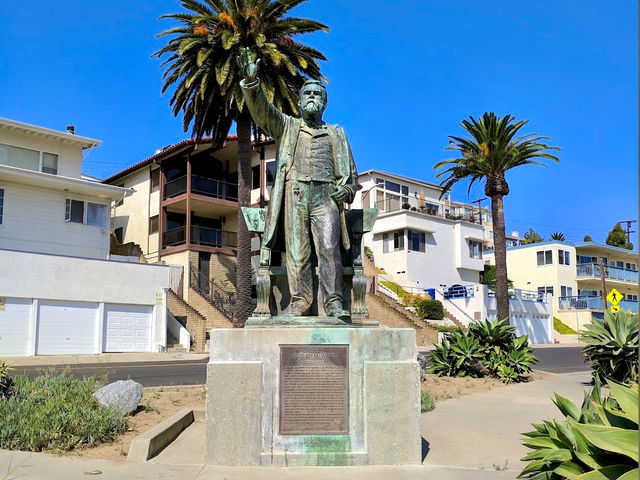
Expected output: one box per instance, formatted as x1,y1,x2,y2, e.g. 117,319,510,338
1,1,637,244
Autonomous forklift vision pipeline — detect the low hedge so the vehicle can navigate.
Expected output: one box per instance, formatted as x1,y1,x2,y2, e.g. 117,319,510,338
0,373,128,452
415,299,444,320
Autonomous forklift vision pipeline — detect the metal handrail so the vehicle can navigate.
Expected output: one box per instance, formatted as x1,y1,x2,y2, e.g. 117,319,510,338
188,264,235,320
576,263,638,282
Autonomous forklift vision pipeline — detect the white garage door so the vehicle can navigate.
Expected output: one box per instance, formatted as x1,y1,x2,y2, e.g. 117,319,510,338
37,301,98,355
0,298,32,356
103,304,152,352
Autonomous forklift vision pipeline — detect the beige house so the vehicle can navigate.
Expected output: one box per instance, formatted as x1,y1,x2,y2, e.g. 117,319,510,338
103,136,276,348
485,240,638,331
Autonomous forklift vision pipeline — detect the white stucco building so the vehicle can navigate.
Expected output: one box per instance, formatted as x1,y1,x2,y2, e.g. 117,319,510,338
353,170,487,290
0,117,171,356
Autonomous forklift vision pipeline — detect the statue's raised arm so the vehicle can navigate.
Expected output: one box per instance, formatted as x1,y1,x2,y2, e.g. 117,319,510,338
238,48,286,139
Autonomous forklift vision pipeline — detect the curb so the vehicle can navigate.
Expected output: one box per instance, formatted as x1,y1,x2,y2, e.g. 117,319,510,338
128,408,203,462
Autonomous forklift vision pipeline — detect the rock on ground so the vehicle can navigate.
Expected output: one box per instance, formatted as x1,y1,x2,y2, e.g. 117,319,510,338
93,380,143,416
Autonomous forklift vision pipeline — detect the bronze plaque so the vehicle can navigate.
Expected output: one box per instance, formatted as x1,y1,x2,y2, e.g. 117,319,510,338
279,344,349,435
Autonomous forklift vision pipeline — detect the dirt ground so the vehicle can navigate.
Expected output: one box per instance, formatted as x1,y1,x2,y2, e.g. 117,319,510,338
72,385,206,464
66,372,549,463
421,372,550,403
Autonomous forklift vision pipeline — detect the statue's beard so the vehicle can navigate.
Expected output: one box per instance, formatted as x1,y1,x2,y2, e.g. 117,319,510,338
302,100,324,115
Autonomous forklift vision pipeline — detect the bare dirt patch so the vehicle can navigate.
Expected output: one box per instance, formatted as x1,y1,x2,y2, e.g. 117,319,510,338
422,372,550,403
72,385,206,464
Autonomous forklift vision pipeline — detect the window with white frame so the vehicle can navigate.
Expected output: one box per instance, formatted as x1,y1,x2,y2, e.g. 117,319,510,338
65,199,107,227
42,152,58,174
469,240,482,259
0,188,3,224
538,286,554,296
86,202,108,227
0,143,58,174
560,286,573,298
626,262,636,271
627,294,638,301
558,249,570,265
382,229,404,253
537,250,553,266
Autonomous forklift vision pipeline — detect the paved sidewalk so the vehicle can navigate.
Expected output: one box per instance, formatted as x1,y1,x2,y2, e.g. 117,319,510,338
1,352,209,367
0,371,592,479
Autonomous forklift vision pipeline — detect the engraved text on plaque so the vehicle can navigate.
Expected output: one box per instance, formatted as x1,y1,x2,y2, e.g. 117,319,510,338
279,344,349,435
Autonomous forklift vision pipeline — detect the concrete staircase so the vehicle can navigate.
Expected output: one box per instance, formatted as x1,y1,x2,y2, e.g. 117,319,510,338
442,307,465,327
187,287,233,329
167,290,208,353
166,331,188,353
365,292,438,346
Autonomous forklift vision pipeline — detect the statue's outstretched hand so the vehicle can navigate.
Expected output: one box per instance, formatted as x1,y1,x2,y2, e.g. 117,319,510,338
237,47,260,84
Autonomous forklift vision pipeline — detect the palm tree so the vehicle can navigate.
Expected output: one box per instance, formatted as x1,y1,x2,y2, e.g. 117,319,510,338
435,113,559,322
154,0,327,326
550,232,566,241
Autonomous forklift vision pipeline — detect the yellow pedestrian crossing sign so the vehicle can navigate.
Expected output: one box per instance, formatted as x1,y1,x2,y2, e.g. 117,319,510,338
606,288,622,306
610,305,620,313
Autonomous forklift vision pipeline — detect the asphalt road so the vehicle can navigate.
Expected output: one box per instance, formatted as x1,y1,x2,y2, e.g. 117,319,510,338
12,346,589,386
13,360,209,387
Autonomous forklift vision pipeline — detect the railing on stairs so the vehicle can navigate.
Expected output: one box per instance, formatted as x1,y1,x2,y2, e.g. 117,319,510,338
188,264,236,320
434,288,476,326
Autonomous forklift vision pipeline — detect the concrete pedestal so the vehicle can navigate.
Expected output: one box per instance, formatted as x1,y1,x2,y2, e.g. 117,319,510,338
206,326,421,466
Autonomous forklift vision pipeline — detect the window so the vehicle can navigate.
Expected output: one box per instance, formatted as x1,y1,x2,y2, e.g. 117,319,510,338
66,199,107,227
151,169,160,192
408,230,426,252
401,185,409,196
86,202,108,227
393,230,404,251
0,143,39,170
252,165,260,189
0,188,3,224
626,263,636,271
537,250,553,265
560,286,573,298
0,143,60,174
114,227,123,243
627,294,638,301
538,286,554,296
469,240,482,259
385,180,400,193
265,161,276,187
65,199,84,223
616,261,624,268
558,249,570,265
42,153,58,174
578,255,596,265
387,194,400,211
376,190,384,211
149,215,159,234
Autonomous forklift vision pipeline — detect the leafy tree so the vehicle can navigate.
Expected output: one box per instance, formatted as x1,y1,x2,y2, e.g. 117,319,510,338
479,264,512,288
606,223,634,250
435,113,559,321
154,0,328,325
549,231,565,241
583,234,592,242
521,228,543,244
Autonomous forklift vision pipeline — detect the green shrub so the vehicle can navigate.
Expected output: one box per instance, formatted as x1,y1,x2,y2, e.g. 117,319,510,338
420,391,435,412
519,379,638,479
554,317,578,334
414,299,444,320
0,362,17,399
428,318,538,383
0,373,128,452
580,309,638,384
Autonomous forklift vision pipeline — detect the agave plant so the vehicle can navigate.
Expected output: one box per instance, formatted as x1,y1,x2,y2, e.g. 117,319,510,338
580,309,638,384
468,318,516,352
519,379,638,479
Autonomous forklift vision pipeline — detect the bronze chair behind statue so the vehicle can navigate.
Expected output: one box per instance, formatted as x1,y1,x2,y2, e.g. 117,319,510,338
242,207,378,322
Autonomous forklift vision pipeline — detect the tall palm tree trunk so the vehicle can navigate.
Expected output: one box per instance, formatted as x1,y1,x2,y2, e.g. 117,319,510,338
233,110,253,327
491,194,510,321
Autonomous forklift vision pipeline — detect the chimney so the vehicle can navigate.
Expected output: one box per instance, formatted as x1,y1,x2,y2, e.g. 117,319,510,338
66,124,75,134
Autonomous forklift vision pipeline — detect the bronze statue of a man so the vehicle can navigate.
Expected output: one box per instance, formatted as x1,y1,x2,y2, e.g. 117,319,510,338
238,48,358,320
